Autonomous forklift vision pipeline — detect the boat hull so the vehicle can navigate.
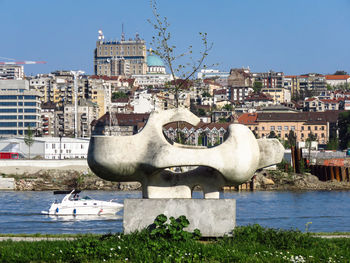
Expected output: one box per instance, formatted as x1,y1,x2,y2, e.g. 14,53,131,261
45,201,123,216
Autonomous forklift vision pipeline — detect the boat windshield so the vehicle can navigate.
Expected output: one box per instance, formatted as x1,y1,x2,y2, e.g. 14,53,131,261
81,196,92,200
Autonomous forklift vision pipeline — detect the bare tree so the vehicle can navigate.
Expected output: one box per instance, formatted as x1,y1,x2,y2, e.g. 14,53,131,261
148,0,214,108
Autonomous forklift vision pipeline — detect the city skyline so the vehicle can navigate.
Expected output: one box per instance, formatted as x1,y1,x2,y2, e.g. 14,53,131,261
1,0,350,76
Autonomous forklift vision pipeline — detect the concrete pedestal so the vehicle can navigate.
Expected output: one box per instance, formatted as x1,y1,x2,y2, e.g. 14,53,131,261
123,199,236,237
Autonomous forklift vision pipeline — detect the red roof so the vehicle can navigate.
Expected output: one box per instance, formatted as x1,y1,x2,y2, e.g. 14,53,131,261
203,79,222,86
213,89,227,95
320,99,339,104
89,75,120,80
245,93,273,101
325,75,350,80
305,97,317,102
237,113,258,125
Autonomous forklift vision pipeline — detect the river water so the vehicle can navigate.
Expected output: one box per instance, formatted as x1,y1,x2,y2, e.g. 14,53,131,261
0,190,349,234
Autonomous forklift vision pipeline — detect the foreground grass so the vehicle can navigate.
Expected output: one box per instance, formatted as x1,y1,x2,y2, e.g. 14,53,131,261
0,225,349,263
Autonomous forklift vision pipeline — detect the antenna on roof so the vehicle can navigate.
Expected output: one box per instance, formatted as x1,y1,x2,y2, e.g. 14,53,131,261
121,23,125,41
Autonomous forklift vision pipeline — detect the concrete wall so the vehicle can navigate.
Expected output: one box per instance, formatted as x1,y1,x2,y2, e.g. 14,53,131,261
0,159,88,168
0,176,15,190
0,159,89,175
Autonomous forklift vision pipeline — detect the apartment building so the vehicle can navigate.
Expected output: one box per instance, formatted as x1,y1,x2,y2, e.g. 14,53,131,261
94,30,147,76
227,68,252,87
284,75,300,98
197,69,230,86
299,74,326,93
325,75,350,87
63,100,98,138
252,71,284,89
91,112,149,136
238,111,343,145
228,86,253,103
0,65,24,80
41,102,59,137
260,87,291,104
304,97,341,112
29,73,87,107
0,89,42,136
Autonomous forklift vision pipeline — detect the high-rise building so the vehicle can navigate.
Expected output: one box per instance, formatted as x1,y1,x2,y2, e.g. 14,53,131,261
0,65,24,80
63,99,98,138
0,80,42,136
94,30,147,77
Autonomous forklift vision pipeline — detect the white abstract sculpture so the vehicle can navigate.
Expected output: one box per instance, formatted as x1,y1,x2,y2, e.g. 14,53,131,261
88,108,284,199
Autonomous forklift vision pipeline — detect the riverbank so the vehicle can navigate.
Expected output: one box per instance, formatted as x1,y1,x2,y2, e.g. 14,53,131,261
254,170,350,191
1,161,350,191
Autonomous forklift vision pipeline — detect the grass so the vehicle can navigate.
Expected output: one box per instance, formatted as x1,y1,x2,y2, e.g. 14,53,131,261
0,233,91,238
0,224,349,262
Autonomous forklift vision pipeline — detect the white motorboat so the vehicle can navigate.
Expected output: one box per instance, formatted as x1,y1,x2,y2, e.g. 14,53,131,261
41,190,123,216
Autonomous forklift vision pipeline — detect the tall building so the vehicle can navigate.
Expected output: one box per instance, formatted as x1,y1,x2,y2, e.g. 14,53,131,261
227,68,252,87
0,80,42,136
252,71,284,89
0,65,24,80
63,99,98,138
94,30,147,77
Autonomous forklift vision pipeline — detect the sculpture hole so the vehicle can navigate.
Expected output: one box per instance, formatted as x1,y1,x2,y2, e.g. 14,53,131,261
163,122,228,147
191,185,204,199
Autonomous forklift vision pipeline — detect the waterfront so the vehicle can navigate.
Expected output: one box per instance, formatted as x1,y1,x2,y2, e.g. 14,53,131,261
0,190,349,234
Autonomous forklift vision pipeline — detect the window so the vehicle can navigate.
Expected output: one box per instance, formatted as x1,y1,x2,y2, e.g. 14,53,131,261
291,126,295,131
0,95,17,99
0,102,17,106
308,126,311,131
301,126,304,130
0,109,17,113
24,122,36,127
24,115,36,120
25,109,36,113
0,130,17,135
271,126,275,131
321,126,325,130
277,126,282,131
301,133,304,137
315,126,318,130
0,122,17,127
24,95,36,100
284,126,288,131
24,102,36,106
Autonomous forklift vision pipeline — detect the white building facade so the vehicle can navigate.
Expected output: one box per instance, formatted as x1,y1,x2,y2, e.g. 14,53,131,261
0,137,90,159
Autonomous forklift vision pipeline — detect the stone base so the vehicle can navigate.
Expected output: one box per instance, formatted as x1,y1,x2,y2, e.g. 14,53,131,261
123,199,236,237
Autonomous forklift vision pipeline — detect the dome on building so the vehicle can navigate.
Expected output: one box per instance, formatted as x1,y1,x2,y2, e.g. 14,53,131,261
147,55,165,67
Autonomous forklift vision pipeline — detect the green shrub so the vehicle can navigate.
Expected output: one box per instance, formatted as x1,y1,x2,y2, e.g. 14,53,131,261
149,214,201,241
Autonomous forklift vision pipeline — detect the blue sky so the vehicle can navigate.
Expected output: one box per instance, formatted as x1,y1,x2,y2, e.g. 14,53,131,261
1,0,349,76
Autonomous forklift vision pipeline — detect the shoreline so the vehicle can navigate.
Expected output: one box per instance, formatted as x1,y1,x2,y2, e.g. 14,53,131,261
1,165,350,191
